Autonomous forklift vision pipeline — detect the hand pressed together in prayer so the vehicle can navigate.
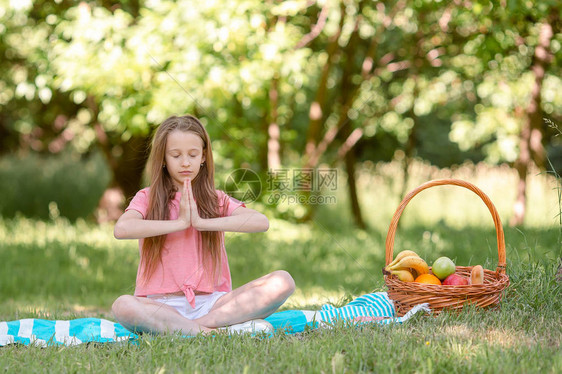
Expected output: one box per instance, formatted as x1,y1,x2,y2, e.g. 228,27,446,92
179,178,203,230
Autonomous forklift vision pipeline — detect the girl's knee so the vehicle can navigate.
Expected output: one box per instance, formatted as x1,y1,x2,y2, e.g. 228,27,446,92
112,295,137,320
269,270,296,298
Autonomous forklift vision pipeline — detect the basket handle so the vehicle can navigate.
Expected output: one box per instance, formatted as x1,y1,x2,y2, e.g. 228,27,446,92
384,179,507,274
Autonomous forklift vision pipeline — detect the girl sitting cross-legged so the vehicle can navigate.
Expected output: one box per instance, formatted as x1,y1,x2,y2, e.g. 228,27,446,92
112,114,295,335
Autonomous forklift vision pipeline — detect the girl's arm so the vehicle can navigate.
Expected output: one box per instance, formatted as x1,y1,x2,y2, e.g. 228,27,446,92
184,179,269,233
114,209,189,240
194,206,269,233
114,205,268,239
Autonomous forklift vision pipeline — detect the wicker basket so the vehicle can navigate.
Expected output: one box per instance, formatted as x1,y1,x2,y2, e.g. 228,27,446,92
383,179,510,316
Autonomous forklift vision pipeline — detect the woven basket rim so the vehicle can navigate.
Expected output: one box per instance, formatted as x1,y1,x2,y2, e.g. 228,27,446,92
383,179,510,316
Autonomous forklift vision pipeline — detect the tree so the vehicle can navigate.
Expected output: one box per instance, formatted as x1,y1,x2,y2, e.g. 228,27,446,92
447,0,561,226
1,0,560,227
1,0,312,214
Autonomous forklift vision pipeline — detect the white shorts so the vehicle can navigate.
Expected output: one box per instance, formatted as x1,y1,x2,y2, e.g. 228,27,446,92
147,291,227,320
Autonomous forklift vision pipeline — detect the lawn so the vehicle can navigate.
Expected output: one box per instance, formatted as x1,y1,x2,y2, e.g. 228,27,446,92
1,162,561,373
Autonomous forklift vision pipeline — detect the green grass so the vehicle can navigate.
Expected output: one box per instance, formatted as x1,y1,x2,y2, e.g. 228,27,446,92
1,162,561,373
1,220,560,373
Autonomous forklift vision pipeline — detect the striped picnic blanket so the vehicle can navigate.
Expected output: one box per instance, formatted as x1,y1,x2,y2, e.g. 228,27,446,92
0,292,429,347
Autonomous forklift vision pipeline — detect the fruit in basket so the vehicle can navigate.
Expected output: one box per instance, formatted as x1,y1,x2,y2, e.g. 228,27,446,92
470,265,484,285
442,273,469,286
385,250,420,271
414,273,442,285
390,269,415,282
387,255,429,276
432,256,456,280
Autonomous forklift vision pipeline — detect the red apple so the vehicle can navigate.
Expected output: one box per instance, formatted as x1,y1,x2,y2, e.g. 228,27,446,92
442,273,469,286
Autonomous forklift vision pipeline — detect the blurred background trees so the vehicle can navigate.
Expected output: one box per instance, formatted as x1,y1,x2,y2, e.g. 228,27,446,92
0,0,560,226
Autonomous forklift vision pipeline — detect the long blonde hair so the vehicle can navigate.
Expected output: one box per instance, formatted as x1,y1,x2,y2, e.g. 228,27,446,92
141,115,225,285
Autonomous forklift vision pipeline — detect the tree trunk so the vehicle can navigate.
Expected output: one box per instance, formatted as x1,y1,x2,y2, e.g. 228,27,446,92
267,76,281,170
399,72,420,202
399,119,417,202
337,6,366,230
344,148,366,229
511,120,530,227
112,135,151,200
510,20,552,226
304,1,345,160
95,129,151,222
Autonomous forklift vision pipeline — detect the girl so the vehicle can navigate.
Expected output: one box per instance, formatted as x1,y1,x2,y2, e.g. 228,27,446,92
112,114,295,335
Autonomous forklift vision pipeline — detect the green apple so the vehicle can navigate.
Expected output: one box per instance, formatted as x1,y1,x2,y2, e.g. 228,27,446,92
432,256,456,280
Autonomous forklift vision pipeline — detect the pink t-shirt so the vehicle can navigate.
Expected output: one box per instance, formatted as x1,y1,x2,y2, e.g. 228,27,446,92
125,187,245,307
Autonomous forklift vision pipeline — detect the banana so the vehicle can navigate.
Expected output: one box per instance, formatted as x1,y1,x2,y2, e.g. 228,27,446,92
385,250,420,271
390,269,415,282
387,255,429,276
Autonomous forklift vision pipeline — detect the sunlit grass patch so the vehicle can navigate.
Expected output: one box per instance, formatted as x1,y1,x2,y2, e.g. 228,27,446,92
282,288,352,310
318,160,560,231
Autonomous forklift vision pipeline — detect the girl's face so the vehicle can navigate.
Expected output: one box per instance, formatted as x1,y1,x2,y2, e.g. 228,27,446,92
164,129,206,189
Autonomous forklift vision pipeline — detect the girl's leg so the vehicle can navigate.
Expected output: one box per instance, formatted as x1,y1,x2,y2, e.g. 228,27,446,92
194,270,295,328
111,295,211,335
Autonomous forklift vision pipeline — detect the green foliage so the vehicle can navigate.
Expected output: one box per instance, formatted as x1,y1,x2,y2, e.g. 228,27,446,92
446,3,562,163
0,152,111,220
0,0,561,222
2,0,560,164
39,0,313,166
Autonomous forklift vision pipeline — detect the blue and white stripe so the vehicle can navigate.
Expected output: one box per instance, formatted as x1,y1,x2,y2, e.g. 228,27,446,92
0,318,134,347
265,292,429,333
